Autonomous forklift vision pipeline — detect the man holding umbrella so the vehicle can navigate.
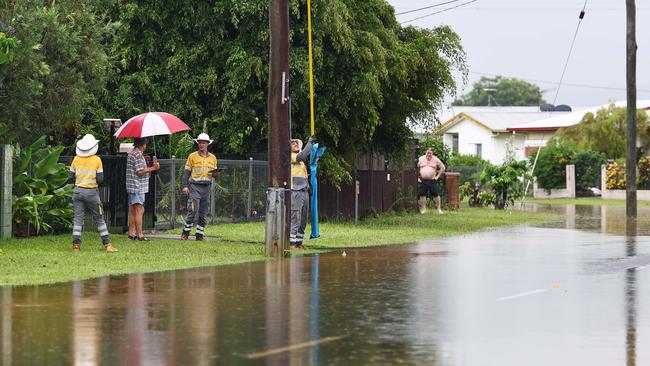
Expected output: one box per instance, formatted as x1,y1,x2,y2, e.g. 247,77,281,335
181,133,221,241
126,137,159,241
114,111,192,239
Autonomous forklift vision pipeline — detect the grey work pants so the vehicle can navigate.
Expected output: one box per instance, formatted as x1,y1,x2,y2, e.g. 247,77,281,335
290,190,309,244
72,187,110,245
183,184,211,236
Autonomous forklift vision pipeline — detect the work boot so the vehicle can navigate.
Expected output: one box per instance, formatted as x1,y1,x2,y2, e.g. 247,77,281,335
180,232,189,241
195,234,204,241
105,243,118,252
72,243,80,252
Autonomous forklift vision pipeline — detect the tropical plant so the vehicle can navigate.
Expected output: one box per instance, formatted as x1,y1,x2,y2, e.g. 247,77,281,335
480,159,529,209
12,136,73,236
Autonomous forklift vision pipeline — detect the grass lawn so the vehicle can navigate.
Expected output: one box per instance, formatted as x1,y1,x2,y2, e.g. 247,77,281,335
527,197,650,207
0,208,555,287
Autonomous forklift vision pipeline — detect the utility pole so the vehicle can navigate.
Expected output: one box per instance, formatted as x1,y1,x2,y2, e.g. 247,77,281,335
626,0,637,218
266,0,291,256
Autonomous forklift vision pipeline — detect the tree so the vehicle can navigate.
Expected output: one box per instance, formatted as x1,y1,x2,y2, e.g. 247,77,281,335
106,0,466,184
0,0,112,147
554,104,650,159
453,76,545,106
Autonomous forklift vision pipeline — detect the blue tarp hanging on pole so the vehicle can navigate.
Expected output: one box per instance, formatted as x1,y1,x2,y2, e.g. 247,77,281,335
309,143,326,239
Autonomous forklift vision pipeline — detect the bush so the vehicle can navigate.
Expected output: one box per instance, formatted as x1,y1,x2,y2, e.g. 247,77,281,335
638,157,650,189
418,135,451,164
12,137,73,236
531,140,576,190
606,161,626,189
480,159,529,209
572,150,607,191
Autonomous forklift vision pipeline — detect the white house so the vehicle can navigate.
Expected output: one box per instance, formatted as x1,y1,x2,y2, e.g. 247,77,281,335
507,100,650,155
432,101,650,164
434,107,570,164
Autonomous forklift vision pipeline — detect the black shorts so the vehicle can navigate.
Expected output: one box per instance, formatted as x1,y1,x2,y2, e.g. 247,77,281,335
418,179,440,198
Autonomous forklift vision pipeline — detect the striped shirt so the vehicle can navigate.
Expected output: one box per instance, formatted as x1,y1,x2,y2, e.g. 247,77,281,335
70,156,103,188
126,149,149,194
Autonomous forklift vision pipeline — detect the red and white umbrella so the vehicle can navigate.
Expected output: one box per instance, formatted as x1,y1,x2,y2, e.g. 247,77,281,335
114,112,190,138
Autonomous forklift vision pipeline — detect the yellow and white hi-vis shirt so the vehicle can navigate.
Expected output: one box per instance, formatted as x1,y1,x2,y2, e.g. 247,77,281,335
291,152,308,190
70,156,103,188
184,151,218,185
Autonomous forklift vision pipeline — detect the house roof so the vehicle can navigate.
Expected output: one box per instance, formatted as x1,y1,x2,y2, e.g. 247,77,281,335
436,110,569,134
507,100,650,132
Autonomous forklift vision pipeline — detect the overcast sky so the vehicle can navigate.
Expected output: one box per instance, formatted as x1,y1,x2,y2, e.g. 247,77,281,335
387,0,650,108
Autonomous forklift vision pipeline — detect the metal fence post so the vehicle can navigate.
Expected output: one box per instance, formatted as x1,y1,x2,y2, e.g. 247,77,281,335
355,179,359,225
170,156,176,229
210,177,216,225
0,145,12,239
247,157,253,220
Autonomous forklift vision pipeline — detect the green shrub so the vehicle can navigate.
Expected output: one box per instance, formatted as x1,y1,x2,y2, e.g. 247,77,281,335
447,153,489,167
481,159,529,209
639,157,650,189
531,140,576,190
572,150,607,191
12,137,73,236
418,135,451,164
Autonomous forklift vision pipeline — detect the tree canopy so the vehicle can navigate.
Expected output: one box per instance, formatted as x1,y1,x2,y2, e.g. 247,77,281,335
453,76,545,107
1,0,467,185
554,104,650,159
0,0,112,146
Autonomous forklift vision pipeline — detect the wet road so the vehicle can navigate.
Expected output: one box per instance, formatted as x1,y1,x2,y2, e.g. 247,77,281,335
2,204,650,365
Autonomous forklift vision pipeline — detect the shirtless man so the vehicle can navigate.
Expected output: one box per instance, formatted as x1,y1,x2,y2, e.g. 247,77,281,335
417,148,446,214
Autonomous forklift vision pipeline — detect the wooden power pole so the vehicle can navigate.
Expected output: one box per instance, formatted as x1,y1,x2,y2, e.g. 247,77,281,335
626,0,637,219
266,0,291,256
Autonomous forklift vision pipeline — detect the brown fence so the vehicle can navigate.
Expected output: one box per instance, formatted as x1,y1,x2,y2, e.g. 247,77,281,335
318,170,419,220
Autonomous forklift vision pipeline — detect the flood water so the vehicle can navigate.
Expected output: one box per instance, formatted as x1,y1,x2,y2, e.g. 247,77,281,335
2,204,650,365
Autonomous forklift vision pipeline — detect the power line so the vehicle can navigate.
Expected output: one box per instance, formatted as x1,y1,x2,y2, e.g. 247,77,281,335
401,0,480,23
551,0,588,105
469,72,650,93
395,0,465,16
525,0,589,198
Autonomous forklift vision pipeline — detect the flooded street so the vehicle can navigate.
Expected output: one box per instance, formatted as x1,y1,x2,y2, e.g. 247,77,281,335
2,204,650,365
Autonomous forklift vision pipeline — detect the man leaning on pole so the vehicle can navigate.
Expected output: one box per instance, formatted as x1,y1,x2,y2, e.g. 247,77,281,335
181,133,221,241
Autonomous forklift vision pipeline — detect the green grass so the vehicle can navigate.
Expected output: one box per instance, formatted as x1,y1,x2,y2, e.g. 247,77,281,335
527,197,650,206
195,208,556,248
1,208,555,287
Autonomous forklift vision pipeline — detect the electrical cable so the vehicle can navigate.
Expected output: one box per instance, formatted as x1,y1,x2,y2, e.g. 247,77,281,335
401,0,480,23
524,0,589,198
395,0,465,16
468,72,650,93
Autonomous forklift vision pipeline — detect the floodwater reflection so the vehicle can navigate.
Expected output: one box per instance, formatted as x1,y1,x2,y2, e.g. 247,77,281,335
522,202,650,236
1,205,650,365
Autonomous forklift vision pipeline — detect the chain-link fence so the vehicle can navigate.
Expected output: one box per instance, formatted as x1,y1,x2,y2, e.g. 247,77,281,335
60,156,268,231
153,158,268,230
447,165,483,186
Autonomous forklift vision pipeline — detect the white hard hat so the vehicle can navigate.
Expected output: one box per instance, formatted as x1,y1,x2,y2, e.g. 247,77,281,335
76,134,100,157
193,132,213,145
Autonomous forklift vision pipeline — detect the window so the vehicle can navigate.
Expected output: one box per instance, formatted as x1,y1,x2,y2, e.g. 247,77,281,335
451,134,459,153
475,143,482,158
